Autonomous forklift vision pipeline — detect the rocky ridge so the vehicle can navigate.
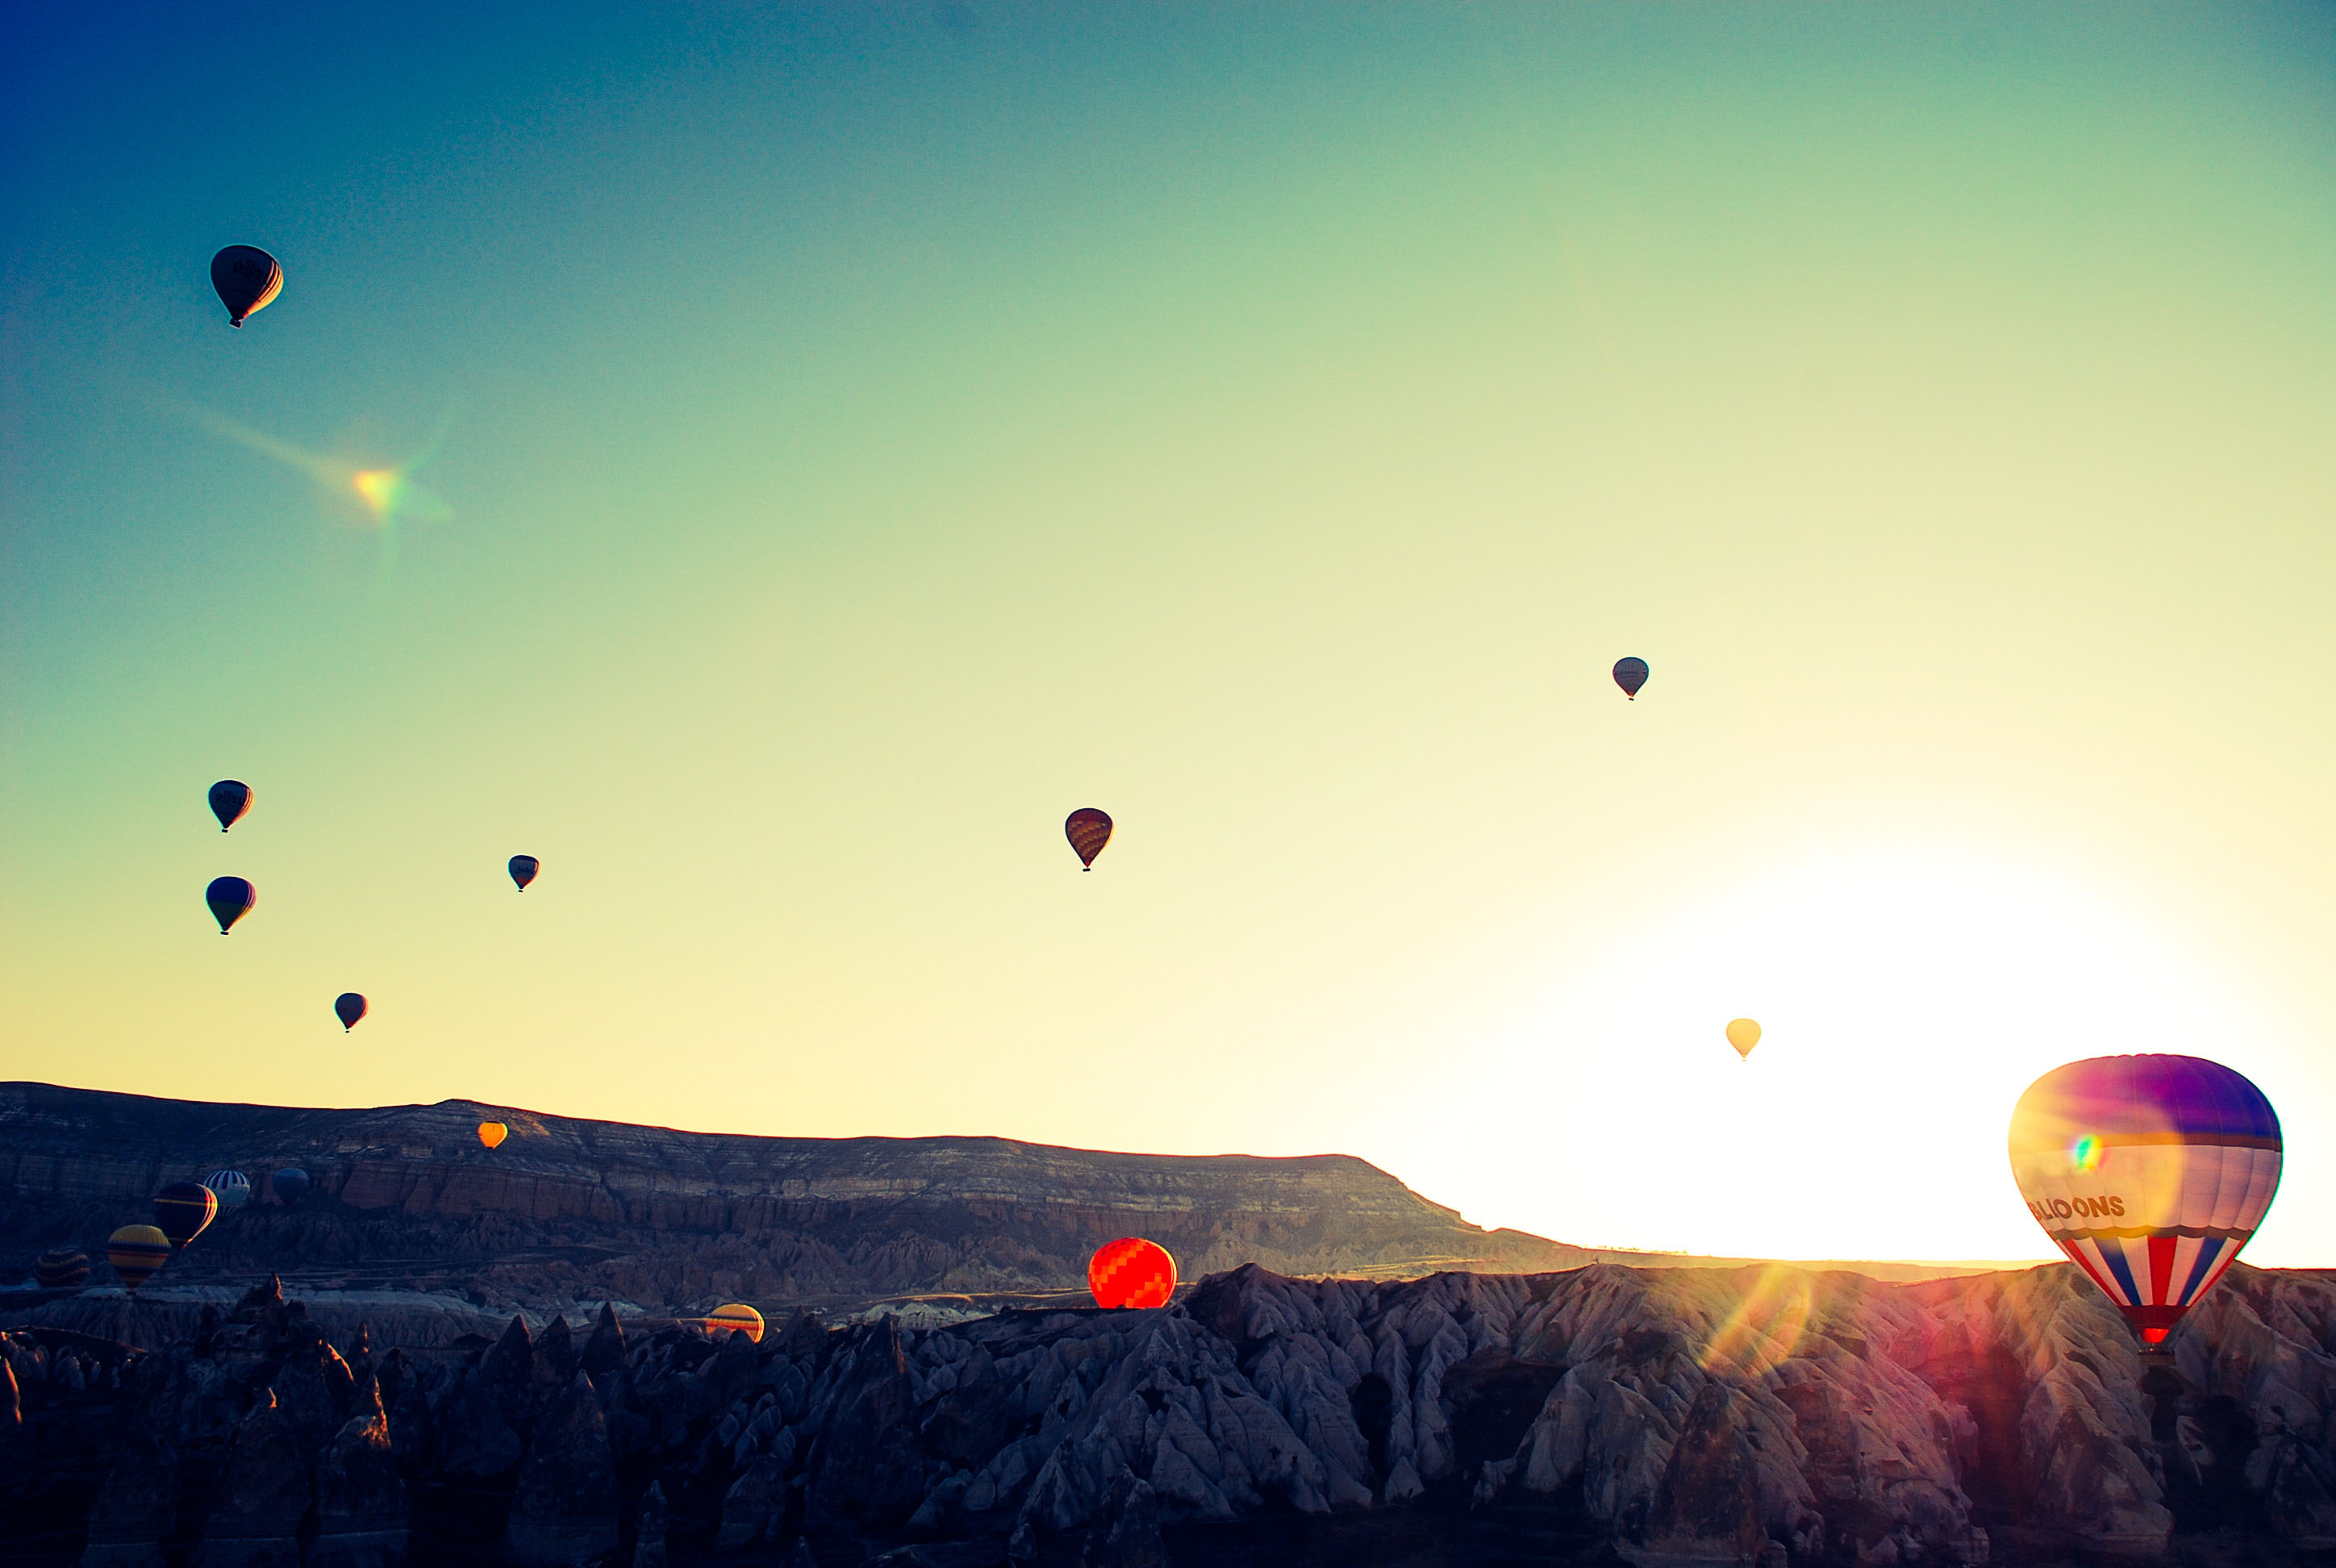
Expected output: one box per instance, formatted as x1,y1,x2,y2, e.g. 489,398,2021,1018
4,1259,2334,1566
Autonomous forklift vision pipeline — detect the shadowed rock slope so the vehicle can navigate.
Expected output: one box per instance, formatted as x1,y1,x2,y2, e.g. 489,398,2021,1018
4,1260,2333,1566
2,1082,1607,1314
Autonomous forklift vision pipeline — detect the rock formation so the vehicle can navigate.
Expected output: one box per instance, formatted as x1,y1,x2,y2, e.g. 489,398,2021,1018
5,1258,2334,1566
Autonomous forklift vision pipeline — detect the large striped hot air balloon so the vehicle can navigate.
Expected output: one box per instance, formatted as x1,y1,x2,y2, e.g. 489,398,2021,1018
704,1303,764,1342
1088,1236,1176,1310
205,1170,252,1207
210,245,283,327
108,1226,173,1292
2009,1054,2282,1348
35,1248,90,1290
1065,809,1113,871
152,1182,219,1249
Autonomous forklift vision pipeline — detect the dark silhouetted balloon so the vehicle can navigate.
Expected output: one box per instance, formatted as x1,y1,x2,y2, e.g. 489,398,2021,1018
35,1248,90,1290
508,855,540,891
1089,1236,1176,1309
211,246,282,327
152,1181,218,1249
478,1122,507,1149
272,1168,310,1204
1613,657,1650,699
1065,809,1113,871
334,992,367,1032
108,1225,172,1291
206,876,256,935
208,780,252,832
2009,1054,2281,1349
205,1170,251,1207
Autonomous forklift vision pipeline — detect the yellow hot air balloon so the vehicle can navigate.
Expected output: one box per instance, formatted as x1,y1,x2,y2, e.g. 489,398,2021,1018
107,1225,173,1292
704,1303,765,1342
1725,1019,1761,1060
478,1122,508,1149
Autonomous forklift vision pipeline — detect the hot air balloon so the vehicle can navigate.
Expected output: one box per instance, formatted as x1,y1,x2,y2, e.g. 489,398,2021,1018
334,993,368,1032
208,779,252,832
478,1122,507,1149
272,1168,310,1204
1726,1019,1761,1060
704,1303,764,1342
1612,657,1650,699
35,1248,90,1290
205,1170,252,1208
1066,808,1113,871
107,1225,173,1292
152,1182,219,1249
1089,1236,1177,1310
2009,1054,2281,1348
508,855,540,891
206,876,256,935
211,245,282,327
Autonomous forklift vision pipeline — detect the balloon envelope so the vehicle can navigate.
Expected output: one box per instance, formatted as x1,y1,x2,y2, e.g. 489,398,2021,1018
208,780,252,832
1089,1236,1177,1310
1066,808,1113,870
704,1303,764,1342
508,855,540,891
1613,657,1650,699
478,1122,507,1149
152,1181,219,1249
206,876,256,935
210,245,282,327
272,1168,310,1203
107,1225,172,1291
1725,1019,1761,1059
205,1170,252,1208
35,1248,90,1290
334,992,368,1032
2009,1054,2282,1346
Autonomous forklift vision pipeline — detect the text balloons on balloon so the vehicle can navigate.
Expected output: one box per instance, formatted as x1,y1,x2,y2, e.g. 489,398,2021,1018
210,246,282,327
2009,1054,2281,1349
1089,1236,1177,1309
1613,657,1650,699
206,877,256,935
1066,809,1113,871
208,780,252,832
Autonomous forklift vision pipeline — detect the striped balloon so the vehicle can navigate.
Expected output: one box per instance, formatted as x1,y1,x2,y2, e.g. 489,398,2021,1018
1088,1236,1177,1310
205,1170,252,1207
152,1182,219,1249
35,1248,90,1290
2009,1054,2281,1347
107,1225,173,1292
703,1303,764,1342
210,245,283,327
1065,808,1113,871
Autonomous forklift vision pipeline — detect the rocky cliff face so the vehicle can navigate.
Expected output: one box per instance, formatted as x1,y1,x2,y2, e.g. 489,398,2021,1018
6,1260,2334,1567
1,1082,1644,1316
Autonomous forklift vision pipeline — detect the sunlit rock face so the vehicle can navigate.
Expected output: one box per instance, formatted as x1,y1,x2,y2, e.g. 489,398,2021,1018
4,1261,2334,1566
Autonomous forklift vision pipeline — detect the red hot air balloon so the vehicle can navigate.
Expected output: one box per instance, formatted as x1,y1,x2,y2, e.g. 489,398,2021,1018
152,1181,219,1249
1089,1236,1176,1309
2009,1054,2282,1348
1065,809,1113,871
211,246,283,327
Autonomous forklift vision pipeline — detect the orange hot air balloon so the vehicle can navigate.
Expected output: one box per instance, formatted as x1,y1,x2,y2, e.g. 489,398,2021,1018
108,1225,173,1292
1065,808,1113,871
1726,1019,1761,1060
478,1122,508,1149
1089,1236,1176,1309
704,1303,765,1342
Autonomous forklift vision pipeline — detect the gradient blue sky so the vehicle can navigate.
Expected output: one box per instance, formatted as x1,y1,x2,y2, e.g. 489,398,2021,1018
6,3,2335,1262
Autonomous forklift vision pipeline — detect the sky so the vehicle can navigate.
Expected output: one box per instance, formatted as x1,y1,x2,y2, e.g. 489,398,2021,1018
5,2,2335,1266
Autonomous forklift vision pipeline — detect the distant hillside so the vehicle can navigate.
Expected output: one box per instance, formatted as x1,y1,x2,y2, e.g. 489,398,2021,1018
0,1082,2009,1316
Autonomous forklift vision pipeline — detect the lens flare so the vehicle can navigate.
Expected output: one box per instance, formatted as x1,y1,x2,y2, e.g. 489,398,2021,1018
181,402,454,532
2070,1136,2104,1174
